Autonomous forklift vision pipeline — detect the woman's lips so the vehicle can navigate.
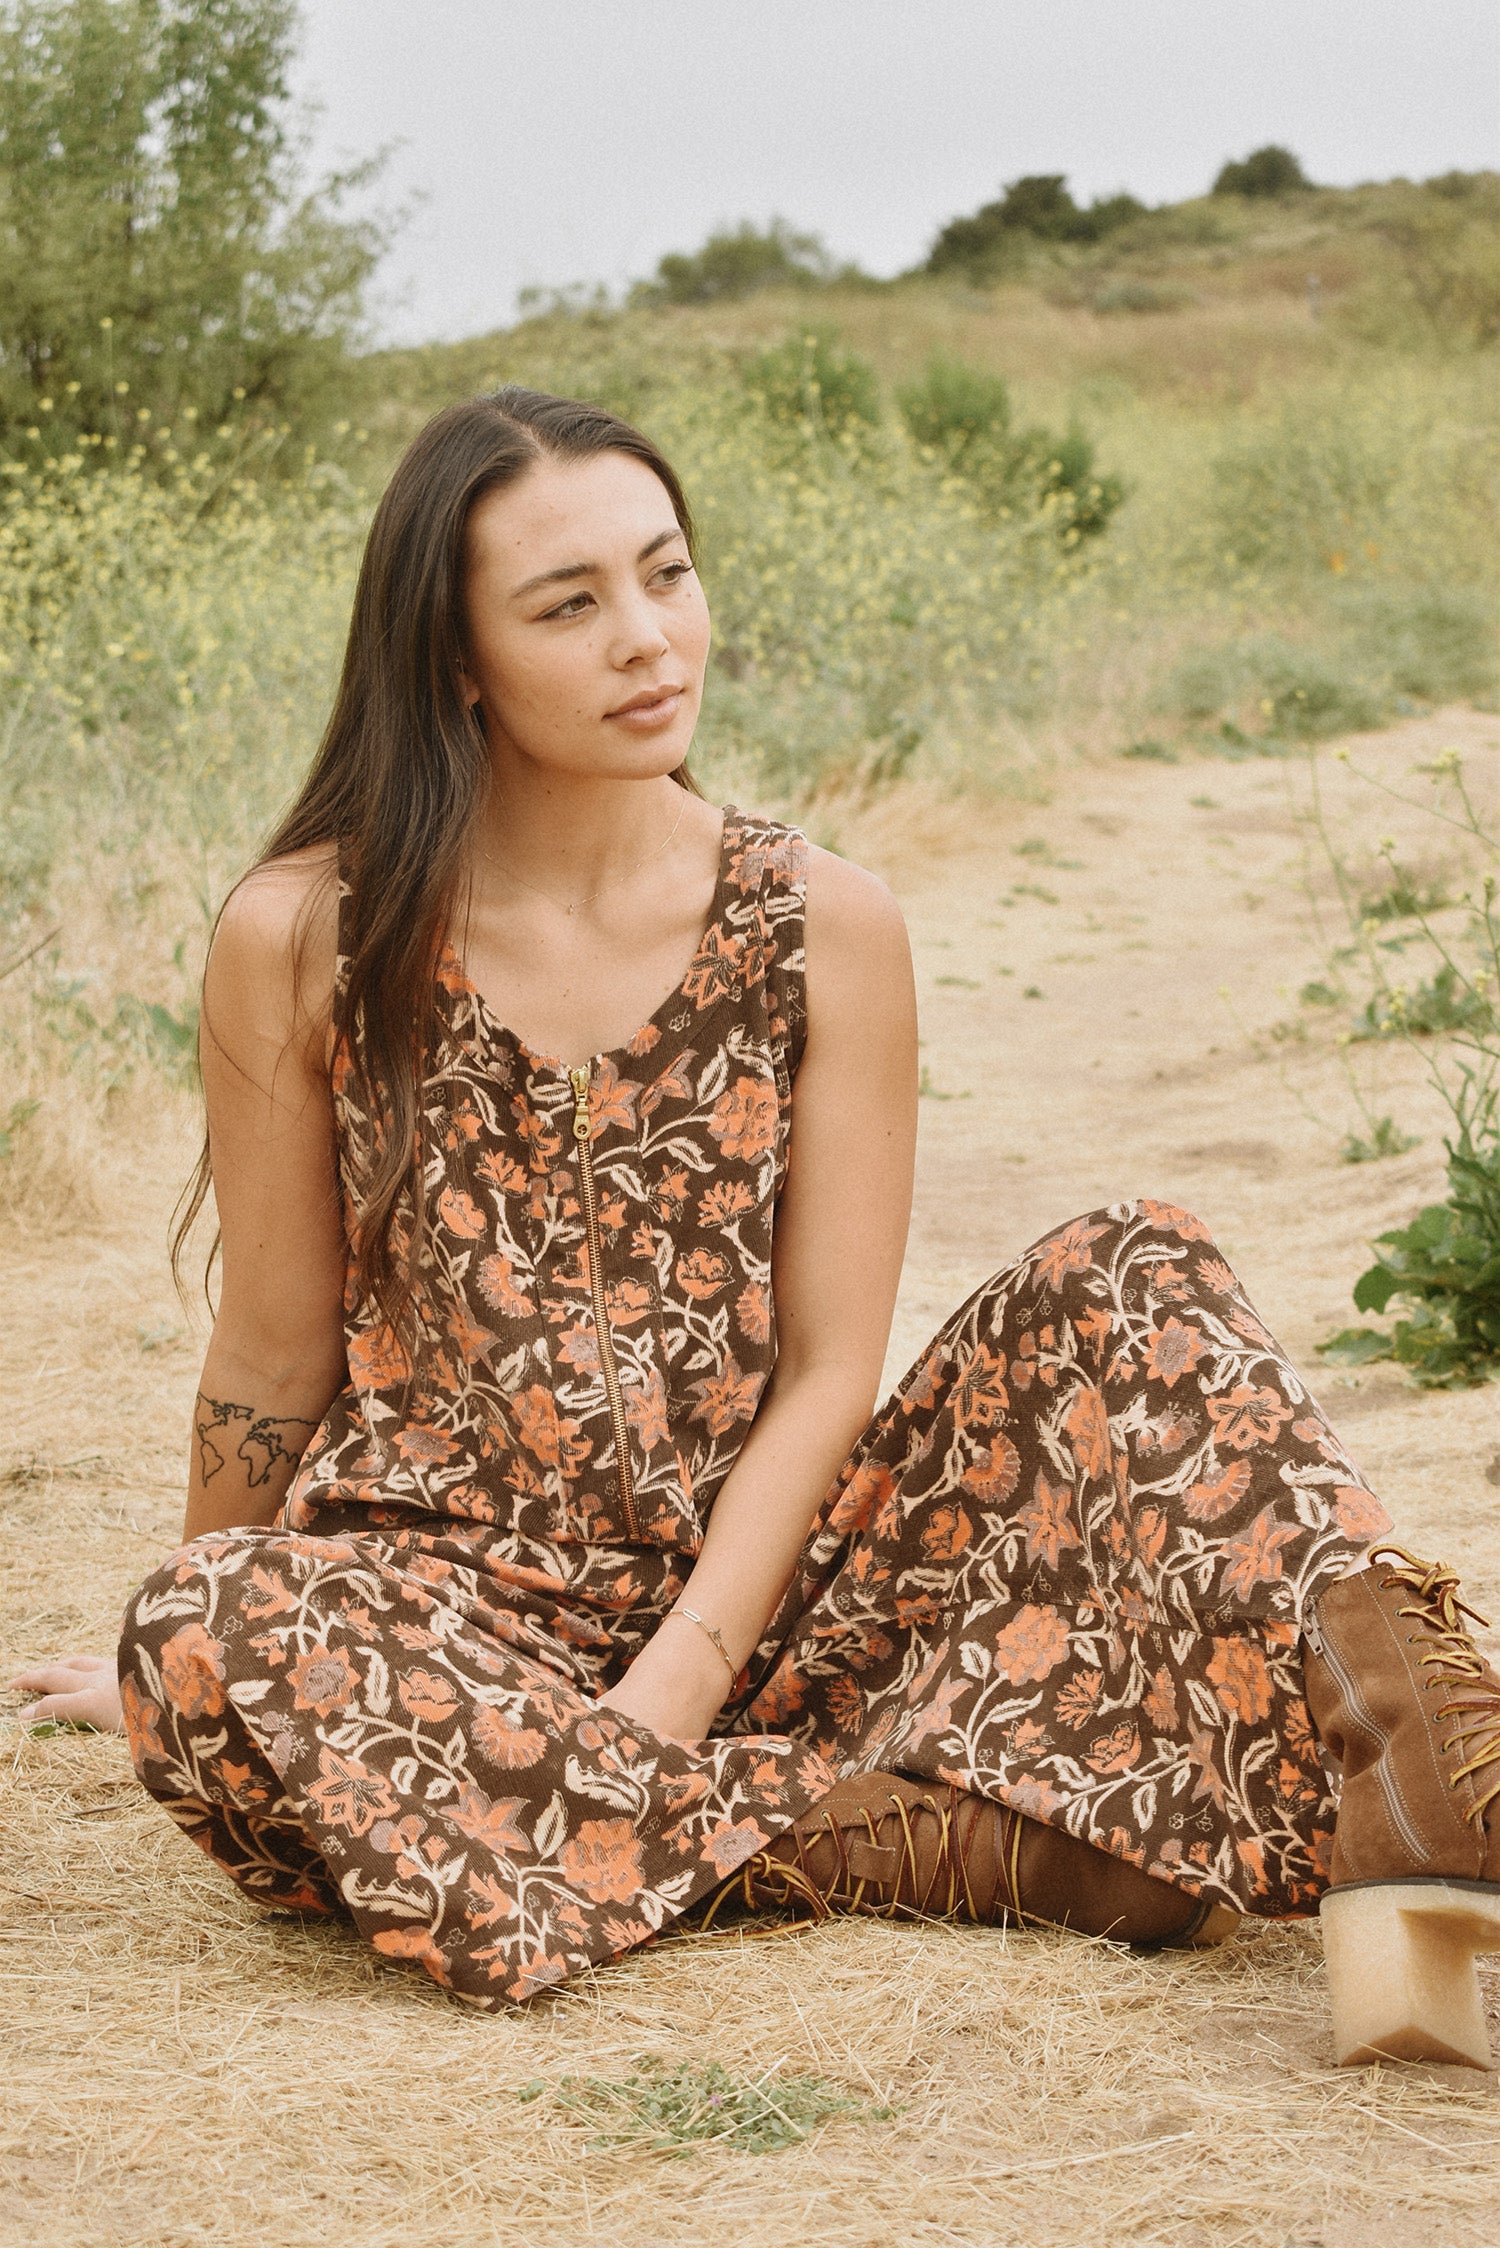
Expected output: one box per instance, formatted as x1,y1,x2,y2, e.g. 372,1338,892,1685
606,688,684,731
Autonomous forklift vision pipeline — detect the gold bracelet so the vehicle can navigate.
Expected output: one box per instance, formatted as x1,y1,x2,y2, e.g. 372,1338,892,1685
668,1606,739,1688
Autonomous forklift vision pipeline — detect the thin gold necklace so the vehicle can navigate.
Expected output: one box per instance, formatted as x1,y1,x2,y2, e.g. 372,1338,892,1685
479,795,689,917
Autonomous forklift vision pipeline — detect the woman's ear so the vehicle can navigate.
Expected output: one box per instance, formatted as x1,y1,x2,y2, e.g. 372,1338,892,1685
458,666,482,711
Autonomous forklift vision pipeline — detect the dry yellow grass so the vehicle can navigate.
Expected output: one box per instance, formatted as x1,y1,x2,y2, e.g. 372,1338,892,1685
7,717,1500,2247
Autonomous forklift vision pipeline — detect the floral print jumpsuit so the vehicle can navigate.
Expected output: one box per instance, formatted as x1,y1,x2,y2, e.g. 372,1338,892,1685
120,807,1388,2006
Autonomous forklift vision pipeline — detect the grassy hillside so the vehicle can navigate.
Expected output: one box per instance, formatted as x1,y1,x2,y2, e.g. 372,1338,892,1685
1,175,1496,1220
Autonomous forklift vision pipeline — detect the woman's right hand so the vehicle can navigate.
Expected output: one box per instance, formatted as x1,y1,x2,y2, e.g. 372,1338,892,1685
8,1655,126,1735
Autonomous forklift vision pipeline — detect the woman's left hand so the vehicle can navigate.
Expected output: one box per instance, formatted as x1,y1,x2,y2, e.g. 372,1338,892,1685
8,1654,126,1734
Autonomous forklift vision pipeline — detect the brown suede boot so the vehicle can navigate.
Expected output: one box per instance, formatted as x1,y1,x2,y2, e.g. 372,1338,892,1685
702,1772,1238,1950
1303,1544,1500,2066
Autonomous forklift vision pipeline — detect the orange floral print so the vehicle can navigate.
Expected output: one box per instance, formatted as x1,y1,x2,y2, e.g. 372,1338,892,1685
1207,1384,1295,1452
688,1354,763,1436
963,1433,1022,1504
699,1180,756,1227
477,1254,531,1317
1219,1509,1304,1600
560,1819,645,1903
1033,1218,1109,1290
1055,1669,1103,1728
953,1344,1009,1428
993,1604,1070,1683
399,1669,461,1723
735,1280,771,1344
1207,1637,1275,1724
289,1644,358,1716
159,1622,226,1720
708,1075,779,1162
1334,1485,1392,1539
1064,1383,1111,1478
1086,1720,1140,1775
1018,1469,1083,1569
438,1186,487,1240
1144,1317,1208,1389
921,1502,972,1561
676,1248,732,1300
1139,1202,1213,1241
1184,1460,1252,1520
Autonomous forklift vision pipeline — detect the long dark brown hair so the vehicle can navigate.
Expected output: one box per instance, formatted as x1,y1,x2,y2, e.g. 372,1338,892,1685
175,387,699,1334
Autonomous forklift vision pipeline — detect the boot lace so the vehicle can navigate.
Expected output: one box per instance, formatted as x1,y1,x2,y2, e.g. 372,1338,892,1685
699,1786,1024,1927
1371,1543,1500,1825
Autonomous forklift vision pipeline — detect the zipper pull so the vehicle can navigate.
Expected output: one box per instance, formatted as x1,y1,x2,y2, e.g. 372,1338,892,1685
567,1064,592,1143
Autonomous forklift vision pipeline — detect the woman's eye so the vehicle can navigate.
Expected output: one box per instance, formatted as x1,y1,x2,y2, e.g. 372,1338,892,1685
654,561,694,588
544,591,594,620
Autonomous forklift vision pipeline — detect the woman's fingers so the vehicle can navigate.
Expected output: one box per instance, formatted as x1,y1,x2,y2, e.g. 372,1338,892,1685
7,1655,126,1733
9,1655,116,1689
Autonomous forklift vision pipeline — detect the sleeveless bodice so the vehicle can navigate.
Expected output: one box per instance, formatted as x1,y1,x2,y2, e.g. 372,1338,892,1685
285,807,808,1554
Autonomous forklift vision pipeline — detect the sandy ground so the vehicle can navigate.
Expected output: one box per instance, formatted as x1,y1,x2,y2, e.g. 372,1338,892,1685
4,714,1500,2247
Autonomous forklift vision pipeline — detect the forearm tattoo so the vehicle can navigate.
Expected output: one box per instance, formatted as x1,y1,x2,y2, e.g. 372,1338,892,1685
194,1393,321,1488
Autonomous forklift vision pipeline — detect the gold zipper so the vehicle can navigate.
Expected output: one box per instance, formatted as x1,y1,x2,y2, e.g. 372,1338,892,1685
568,1063,641,1540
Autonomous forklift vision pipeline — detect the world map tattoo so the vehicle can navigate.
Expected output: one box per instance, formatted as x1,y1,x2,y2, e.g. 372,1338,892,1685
194,1394,321,1488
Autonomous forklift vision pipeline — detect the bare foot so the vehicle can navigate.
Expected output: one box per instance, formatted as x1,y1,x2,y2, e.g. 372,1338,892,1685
8,1654,125,1735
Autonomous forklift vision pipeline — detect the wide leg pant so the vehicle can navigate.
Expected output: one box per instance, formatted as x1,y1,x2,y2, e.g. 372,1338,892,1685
120,1202,1387,2005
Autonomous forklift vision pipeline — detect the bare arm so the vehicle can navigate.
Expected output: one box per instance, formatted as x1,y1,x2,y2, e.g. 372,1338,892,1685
599,847,918,1741
9,853,349,1730
181,852,348,1539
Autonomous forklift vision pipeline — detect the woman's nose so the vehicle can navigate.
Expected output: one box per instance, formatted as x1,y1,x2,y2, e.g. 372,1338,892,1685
610,592,671,666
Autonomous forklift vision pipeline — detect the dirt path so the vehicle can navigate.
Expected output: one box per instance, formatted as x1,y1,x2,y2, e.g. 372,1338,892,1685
4,715,1500,2247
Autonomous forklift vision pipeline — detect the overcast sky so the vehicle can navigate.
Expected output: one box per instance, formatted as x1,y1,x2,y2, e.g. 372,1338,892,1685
293,0,1500,346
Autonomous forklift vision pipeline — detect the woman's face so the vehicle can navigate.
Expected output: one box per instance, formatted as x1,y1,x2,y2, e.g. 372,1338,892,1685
460,449,710,783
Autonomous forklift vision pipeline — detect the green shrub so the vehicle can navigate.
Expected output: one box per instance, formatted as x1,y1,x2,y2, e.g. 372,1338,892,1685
1164,635,1380,740
634,220,834,308
740,326,880,439
924,175,1146,275
895,354,1123,537
1212,146,1311,198
1339,586,1499,705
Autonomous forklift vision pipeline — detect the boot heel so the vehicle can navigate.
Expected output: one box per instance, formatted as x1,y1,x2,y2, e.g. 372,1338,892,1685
1320,1881,1500,2069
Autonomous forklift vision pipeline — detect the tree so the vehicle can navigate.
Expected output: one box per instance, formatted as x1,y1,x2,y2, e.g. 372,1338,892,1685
1212,146,1311,198
0,0,388,442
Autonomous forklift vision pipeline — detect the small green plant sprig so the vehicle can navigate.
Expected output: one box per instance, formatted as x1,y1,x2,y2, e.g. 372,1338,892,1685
516,2053,893,2156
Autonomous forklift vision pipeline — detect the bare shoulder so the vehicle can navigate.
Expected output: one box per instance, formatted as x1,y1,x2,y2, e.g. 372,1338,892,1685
206,844,339,1041
801,845,915,1044
803,843,911,971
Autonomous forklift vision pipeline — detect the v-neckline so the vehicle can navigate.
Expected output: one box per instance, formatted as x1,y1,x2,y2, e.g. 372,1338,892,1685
442,804,739,1076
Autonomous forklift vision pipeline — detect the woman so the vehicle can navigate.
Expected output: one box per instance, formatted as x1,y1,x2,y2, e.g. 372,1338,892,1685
14,389,1500,2061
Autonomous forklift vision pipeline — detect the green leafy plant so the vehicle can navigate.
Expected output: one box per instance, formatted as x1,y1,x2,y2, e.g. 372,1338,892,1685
1339,1114,1419,1163
1321,1089,1500,1383
1310,747,1500,1384
517,2055,892,2156
895,354,1123,538
741,325,881,439
1349,961,1495,1042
